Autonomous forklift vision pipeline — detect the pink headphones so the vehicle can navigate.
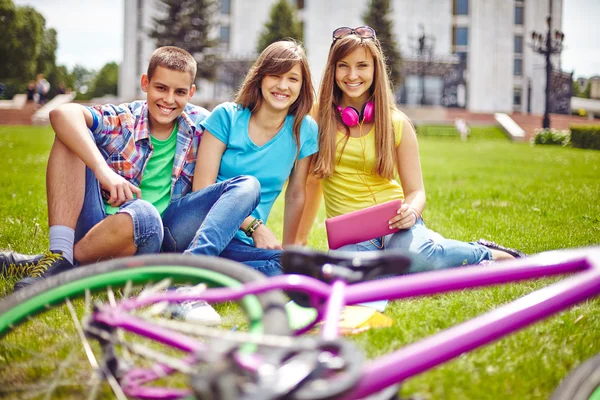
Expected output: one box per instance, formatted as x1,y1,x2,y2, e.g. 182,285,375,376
336,101,374,127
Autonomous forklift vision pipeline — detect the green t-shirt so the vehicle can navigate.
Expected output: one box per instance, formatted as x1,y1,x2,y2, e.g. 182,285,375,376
104,123,177,216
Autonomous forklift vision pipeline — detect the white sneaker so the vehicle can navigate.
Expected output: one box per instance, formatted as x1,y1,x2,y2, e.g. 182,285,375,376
168,285,222,326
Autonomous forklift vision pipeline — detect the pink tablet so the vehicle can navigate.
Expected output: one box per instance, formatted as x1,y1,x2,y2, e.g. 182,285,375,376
325,199,403,250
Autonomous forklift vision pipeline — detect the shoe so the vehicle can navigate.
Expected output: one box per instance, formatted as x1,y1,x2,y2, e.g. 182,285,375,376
14,250,76,291
167,285,222,326
0,251,43,278
477,239,526,258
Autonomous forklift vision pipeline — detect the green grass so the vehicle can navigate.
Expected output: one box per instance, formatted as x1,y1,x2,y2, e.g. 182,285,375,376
1,125,600,399
416,124,508,140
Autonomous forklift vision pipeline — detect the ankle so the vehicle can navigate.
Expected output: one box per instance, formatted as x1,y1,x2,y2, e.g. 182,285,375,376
491,249,515,261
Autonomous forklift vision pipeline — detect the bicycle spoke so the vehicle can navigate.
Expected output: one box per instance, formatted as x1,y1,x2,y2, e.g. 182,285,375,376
43,349,77,400
65,298,127,400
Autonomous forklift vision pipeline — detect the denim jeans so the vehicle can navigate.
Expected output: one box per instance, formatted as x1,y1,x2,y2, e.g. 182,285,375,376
219,238,283,277
75,168,163,255
161,175,260,257
336,219,492,272
76,168,281,275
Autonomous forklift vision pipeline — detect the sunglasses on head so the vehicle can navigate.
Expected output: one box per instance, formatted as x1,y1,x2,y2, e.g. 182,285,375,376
332,26,377,43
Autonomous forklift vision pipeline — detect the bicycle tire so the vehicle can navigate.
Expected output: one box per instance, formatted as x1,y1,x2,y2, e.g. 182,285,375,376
551,352,600,400
0,253,290,399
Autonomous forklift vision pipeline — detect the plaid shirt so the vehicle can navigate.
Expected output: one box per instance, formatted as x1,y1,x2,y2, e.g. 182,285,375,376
87,101,210,202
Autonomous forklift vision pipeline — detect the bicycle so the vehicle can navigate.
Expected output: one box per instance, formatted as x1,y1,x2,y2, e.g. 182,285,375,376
0,247,599,399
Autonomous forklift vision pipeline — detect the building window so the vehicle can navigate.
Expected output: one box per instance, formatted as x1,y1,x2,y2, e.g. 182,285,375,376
220,25,230,48
514,59,523,76
513,86,522,106
453,27,468,46
453,0,468,15
296,0,305,9
514,35,523,54
220,0,230,14
515,6,524,25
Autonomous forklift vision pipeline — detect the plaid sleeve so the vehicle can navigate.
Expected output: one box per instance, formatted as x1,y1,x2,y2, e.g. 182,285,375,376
85,103,134,149
185,104,211,135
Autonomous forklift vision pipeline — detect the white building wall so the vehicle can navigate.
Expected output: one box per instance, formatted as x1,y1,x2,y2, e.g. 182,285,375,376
468,1,514,113
229,0,278,56
118,0,138,101
119,0,564,115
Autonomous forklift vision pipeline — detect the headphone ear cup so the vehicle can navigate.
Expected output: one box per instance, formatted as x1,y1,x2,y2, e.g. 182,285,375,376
362,101,374,123
340,106,360,127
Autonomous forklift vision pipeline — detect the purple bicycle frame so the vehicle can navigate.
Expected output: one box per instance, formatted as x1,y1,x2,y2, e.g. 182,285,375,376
93,247,600,399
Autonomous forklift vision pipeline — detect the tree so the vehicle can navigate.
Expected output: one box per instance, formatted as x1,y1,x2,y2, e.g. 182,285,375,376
583,81,591,99
71,65,95,92
35,27,57,76
89,62,119,99
256,0,303,53
572,80,582,98
363,0,403,89
149,0,220,82
47,64,74,95
0,1,45,83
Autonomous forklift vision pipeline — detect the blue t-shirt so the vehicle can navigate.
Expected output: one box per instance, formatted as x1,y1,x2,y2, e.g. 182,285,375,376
201,102,318,245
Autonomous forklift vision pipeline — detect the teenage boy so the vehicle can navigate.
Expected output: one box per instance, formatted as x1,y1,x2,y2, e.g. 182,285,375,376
5,46,261,291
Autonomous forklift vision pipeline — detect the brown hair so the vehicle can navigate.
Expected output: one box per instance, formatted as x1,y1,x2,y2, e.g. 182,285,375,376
312,35,398,180
234,40,314,151
147,46,197,85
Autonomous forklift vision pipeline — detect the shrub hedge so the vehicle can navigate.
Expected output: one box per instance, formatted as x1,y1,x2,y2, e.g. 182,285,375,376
570,124,600,150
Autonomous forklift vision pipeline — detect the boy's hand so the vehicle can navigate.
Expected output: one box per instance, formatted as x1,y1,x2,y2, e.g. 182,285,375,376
252,224,283,250
94,166,142,207
388,203,417,230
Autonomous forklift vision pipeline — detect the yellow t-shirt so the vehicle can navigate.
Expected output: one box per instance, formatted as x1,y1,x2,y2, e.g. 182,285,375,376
322,110,405,218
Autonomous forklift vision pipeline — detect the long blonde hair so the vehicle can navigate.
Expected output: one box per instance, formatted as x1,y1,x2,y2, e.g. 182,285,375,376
234,40,314,151
312,35,398,180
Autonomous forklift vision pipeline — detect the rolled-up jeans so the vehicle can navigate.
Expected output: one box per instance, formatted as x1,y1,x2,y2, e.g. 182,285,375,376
335,218,492,272
75,168,262,261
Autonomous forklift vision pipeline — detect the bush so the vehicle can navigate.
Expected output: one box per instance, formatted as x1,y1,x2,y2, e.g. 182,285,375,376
570,125,600,150
531,128,570,146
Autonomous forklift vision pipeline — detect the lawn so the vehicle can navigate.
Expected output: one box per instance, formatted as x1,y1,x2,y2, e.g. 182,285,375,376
1,125,600,399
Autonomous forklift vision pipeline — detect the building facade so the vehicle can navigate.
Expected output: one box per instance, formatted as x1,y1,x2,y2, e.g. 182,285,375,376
119,0,565,115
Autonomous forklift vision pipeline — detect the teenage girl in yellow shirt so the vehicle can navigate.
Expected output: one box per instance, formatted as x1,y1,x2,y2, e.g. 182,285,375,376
299,26,523,268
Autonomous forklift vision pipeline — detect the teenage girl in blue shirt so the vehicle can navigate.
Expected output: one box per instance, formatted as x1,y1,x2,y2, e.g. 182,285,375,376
195,40,319,276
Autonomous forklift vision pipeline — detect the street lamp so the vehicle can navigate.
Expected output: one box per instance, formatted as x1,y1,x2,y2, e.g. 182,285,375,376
414,24,435,105
531,13,565,129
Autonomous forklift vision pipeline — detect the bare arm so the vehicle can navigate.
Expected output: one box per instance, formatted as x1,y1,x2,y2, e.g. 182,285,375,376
49,103,141,206
193,131,264,239
389,119,426,230
193,131,226,191
296,170,322,245
282,156,312,246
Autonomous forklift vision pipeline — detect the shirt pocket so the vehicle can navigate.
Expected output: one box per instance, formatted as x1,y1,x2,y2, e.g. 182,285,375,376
106,152,136,180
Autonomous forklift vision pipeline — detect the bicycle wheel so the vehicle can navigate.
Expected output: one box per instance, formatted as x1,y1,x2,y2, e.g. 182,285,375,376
0,254,290,400
551,353,600,400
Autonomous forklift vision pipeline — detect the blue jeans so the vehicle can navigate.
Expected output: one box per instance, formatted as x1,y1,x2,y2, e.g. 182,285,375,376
75,168,164,255
336,219,492,272
219,238,283,277
75,168,281,275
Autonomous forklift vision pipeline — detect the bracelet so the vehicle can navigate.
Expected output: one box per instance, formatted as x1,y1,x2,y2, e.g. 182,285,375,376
244,218,258,236
245,218,263,237
407,205,422,221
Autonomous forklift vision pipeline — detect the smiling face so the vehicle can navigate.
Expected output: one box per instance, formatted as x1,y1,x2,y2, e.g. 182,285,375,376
335,46,375,106
141,65,195,134
259,63,303,114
